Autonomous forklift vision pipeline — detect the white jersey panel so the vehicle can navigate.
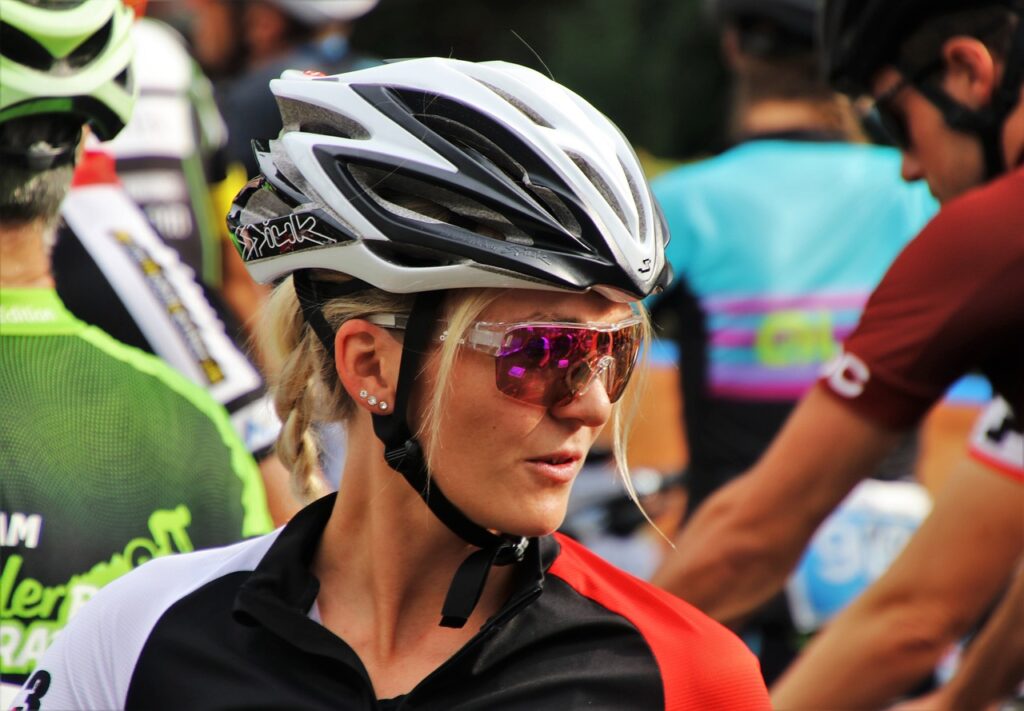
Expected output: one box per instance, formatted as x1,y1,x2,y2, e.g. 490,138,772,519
107,18,228,161
61,184,262,406
969,397,1024,480
59,182,280,454
6,533,280,711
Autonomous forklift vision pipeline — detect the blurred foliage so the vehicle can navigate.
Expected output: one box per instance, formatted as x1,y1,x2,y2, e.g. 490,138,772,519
351,0,730,162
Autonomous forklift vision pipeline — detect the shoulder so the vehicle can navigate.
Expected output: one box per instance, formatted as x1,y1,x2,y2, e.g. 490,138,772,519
875,171,1024,293
75,323,234,424
548,534,770,709
17,534,278,710
922,169,1024,249
549,533,749,643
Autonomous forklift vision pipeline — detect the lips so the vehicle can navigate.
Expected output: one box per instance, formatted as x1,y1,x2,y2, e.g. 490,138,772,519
528,451,581,466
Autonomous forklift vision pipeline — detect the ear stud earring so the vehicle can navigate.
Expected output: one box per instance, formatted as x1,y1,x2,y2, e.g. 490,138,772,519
357,389,390,413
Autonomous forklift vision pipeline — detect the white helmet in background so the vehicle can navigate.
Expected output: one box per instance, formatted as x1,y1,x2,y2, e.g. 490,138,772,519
266,0,378,24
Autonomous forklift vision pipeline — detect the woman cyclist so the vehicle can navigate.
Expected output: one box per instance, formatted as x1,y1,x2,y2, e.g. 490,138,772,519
14,58,770,710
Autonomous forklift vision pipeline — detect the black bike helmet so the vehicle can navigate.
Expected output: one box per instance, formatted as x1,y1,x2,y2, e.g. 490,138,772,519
823,0,1024,177
711,0,820,44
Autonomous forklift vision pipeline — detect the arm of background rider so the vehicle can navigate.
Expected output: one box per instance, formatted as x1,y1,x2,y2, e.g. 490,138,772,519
923,558,1024,711
771,457,1024,709
650,387,901,624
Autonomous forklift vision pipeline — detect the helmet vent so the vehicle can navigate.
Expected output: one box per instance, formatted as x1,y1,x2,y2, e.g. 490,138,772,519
0,22,54,70
525,183,581,241
618,155,646,241
348,162,535,245
238,180,297,226
65,18,112,69
278,97,370,140
21,1,91,7
473,79,554,128
565,150,628,229
1,17,112,72
414,112,531,187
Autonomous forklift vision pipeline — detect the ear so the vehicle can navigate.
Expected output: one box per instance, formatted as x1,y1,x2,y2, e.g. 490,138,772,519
941,36,999,109
333,319,402,415
720,26,744,71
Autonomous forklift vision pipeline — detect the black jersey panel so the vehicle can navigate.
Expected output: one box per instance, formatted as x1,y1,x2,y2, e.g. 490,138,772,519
435,575,663,710
125,575,376,710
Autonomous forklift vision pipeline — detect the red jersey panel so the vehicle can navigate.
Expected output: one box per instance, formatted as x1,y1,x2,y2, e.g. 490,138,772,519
550,533,772,711
820,167,1024,429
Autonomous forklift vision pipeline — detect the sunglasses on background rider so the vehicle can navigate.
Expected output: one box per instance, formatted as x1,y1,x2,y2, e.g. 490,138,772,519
867,59,946,150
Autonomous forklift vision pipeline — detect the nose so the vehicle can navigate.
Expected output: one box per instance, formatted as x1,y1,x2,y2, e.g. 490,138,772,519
550,358,614,427
901,150,924,183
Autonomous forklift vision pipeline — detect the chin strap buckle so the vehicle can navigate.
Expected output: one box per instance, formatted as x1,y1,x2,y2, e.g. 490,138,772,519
439,536,530,629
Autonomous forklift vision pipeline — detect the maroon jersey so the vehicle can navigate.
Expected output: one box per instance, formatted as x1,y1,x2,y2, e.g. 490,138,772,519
819,167,1024,430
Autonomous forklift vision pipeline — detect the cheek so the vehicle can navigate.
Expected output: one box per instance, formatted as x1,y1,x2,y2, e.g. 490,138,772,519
430,357,548,481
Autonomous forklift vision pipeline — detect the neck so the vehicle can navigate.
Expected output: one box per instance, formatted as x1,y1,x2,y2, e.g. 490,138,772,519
0,220,55,288
313,419,515,656
734,99,842,139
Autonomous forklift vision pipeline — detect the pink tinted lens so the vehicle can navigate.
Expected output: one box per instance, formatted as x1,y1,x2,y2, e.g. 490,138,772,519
493,322,641,407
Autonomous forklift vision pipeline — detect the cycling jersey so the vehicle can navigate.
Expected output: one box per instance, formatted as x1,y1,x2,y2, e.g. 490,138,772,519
0,289,273,702
13,494,771,711
105,18,229,285
51,149,280,459
820,166,1024,444
967,397,1023,481
651,139,937,509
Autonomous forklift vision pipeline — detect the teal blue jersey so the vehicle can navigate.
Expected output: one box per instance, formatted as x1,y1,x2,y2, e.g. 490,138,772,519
650,140,937,503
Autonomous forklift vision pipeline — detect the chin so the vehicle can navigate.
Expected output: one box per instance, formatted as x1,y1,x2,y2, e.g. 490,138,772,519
486,504,568,539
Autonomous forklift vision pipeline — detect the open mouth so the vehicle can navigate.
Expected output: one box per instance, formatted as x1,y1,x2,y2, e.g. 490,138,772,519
530,454,577,466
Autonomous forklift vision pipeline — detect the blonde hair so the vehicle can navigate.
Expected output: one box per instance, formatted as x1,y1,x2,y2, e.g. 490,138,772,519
261,274,651,516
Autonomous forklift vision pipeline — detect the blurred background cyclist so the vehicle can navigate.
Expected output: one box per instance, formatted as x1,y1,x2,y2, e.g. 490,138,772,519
0,0,273,703
654,0,1024,707
647,0,936,682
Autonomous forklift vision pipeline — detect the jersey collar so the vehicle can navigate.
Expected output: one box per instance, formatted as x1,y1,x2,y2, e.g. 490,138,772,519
233,493,553,665
0,288,84,336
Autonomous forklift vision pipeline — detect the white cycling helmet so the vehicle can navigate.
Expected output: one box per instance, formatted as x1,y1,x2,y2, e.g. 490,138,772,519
266,0,378,24
228,57,670,303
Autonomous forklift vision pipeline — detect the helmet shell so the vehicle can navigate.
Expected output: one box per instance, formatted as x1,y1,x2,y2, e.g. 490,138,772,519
266,0,378,24
823,0,1022,95
229,58,670,303
711,0,820,42
0,0,136,139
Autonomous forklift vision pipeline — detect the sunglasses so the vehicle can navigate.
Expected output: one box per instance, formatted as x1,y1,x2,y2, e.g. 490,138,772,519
369,314,644,408
869,60,944,150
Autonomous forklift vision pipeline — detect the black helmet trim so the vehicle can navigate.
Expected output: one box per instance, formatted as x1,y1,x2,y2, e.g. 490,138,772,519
313,143,640,294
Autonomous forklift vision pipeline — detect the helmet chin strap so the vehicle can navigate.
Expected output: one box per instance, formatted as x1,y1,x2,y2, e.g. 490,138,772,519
294,273,528,629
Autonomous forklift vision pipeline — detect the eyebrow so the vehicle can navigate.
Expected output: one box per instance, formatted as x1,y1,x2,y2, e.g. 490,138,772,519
515,309,636,323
